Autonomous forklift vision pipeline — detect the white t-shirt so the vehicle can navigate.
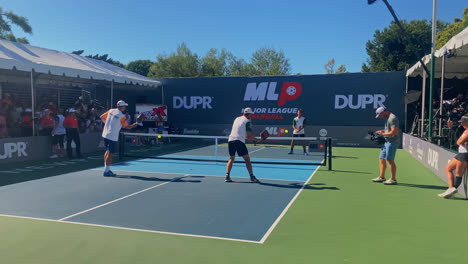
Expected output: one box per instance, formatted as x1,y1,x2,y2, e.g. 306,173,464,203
101,109,129,141
228,116,252,143
53,115,66,135
459,130,468,153
293,116,306,135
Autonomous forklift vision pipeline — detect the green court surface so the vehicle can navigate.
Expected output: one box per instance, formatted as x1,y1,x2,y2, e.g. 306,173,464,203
1,147,468,264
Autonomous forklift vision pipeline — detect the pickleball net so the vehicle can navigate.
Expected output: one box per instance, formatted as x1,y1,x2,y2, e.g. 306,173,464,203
119,132,333,170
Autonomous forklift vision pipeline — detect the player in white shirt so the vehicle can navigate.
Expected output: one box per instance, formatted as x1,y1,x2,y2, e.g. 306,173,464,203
438,115,468,198
100,100,138,177
226,108,261,183
288,109,308,155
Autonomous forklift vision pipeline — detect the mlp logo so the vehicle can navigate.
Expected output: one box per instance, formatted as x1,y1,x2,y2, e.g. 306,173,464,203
265,127,287,136
244,82,302,106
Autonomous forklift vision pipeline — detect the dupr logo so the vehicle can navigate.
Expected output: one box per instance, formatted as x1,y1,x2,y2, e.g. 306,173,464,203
334,94,386,109
244,82,302,106
427,148,439,170
0,142,27,159
173,96,213,109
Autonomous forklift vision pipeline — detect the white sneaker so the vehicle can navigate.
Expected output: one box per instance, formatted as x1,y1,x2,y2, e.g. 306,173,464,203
304,152,308,156
49,154,58,159
438,187,457,198
384,178,398,185
372,176,386,182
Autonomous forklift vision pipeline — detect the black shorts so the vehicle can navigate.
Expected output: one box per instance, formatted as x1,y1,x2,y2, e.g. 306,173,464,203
104,138,118,153
454,153,468,162
52,134,65,147
228,140,249,157
293,134,305,138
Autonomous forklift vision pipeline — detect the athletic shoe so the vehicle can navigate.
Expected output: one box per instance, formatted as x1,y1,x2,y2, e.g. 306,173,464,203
225,177,232,182
103,170,117,177
49,154,58,159
288,151,293,155
304,152,308,156
383,178,398,185
250,176,260,183
438,187,457,198
372,176,386,182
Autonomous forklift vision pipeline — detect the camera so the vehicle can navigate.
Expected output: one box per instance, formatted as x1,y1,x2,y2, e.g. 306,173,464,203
367,130,386,145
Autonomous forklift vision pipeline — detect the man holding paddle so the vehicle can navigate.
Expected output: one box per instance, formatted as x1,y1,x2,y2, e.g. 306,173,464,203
225,107,262,183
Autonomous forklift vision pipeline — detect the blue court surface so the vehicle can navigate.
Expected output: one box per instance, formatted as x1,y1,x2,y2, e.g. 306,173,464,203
0,159,318,243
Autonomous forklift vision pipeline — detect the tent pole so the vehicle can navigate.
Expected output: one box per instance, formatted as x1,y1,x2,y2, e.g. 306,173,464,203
111,80,114,107
31,70,35,137
405,75,409,133
428,0,437,140
421,70,426,138
439,54,445,136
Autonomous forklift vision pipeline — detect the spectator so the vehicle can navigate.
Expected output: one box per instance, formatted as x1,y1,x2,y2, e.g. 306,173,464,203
21,108,33,137
0,102,8,138
64,108,82,159
39,109,54,136
50,108,66,158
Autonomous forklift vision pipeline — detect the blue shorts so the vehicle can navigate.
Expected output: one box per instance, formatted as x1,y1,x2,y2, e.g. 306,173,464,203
379,142,398,161
104,138,117,153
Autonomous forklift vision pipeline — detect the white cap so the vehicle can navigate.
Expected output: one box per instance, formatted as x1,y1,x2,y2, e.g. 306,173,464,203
243,107,254,114
44,109,49,112
117,100,128,107
69,108,76,113
375,106,386,118
25,108,32,113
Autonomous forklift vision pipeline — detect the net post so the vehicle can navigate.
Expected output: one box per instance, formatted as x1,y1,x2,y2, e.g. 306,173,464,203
328,138,332,171
323,138,327,167
119,133,124,160
215,136,219,161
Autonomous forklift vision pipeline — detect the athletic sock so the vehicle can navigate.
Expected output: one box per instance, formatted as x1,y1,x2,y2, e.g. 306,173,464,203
104,165,110,172
226,172,230,178
454,176,463,188
250,174,255,178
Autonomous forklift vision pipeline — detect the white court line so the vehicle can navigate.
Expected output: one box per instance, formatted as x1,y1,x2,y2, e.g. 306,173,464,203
58,180,176,221
0,214,262,244
90,169,309,183
259,165,321,244
249,147,266,154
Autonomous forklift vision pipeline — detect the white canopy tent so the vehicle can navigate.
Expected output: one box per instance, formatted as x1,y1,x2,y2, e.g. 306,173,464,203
407,27,468,79
0,39,160,135
405,27,468,137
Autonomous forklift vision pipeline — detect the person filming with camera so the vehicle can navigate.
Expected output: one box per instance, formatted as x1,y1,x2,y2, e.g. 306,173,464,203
372,106,400,185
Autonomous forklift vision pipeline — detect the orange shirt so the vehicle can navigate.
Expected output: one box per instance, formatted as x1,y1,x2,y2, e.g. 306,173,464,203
64,116,78,129
22,115,33,127
40,115,54,128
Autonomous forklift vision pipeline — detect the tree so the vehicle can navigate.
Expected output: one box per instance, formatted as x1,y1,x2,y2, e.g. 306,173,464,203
71,50,124,68
325,59,347,74
200,49,230,77
250,47,291,75
148,43,200,78
335,64,347,74
436,7,468,49
324,59,335,74
125,60,154,77
362,19,448,72
0,7,32,44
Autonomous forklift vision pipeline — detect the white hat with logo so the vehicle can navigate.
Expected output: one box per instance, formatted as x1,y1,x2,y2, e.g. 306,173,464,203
117,100,128,107
69,108,76,113
375,106,386,118
243,107,254,114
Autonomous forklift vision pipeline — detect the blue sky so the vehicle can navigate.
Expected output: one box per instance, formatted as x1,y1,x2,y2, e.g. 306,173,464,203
3,0,467,74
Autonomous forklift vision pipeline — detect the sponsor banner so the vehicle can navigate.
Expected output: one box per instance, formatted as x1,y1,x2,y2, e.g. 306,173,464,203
161,72,405,127
136,104,168,122
0,133,105,164
402,134,464,196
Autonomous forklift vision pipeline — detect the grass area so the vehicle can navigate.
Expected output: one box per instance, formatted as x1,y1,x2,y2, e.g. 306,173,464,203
1,147,467,263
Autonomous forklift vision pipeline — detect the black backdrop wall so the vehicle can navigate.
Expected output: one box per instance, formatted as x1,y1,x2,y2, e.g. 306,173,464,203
159,71,405,147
